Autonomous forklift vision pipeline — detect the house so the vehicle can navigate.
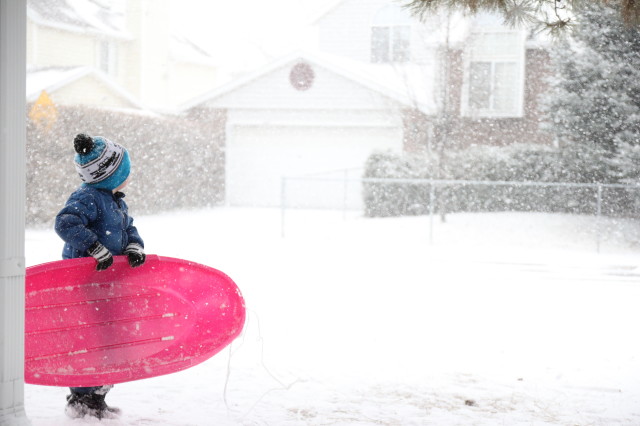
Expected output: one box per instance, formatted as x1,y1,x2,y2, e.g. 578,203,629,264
26,0,218,110
181,48,436,208
26,66,145,111
181,0,552,209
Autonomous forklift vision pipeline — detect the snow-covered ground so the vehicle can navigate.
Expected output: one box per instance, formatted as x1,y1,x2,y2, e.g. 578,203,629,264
24,208,640,425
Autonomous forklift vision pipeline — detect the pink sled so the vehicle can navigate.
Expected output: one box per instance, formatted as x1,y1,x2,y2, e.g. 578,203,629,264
25,255,246,387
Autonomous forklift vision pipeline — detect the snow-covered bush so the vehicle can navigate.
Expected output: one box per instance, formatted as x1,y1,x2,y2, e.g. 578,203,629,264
363,151,435,217
363,144,640,218
441,144,562,214
26,105,225,225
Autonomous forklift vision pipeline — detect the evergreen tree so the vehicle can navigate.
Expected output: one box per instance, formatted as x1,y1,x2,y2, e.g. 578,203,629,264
542,2,640,183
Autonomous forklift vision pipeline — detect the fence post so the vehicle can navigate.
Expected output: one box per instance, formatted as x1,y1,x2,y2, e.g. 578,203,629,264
343,169,348,220
281,177,286,238
429,181,435,244
596,184,602,253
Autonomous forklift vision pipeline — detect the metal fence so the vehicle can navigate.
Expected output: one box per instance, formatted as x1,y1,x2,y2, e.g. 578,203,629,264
280,175,640,251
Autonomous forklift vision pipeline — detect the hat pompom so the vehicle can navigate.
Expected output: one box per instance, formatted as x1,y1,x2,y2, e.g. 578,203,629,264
74,136,130,190
74,133,94,155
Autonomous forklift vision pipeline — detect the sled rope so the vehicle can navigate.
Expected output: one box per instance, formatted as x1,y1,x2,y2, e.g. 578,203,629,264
221,308,300,418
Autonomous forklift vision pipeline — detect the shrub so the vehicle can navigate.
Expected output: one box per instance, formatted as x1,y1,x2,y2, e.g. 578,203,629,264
363,144,640,218
363,151,434,217
26,105,225,225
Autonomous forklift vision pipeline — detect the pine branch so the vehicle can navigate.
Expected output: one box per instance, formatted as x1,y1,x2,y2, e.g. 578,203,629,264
620,0,640,26
404,0,640,29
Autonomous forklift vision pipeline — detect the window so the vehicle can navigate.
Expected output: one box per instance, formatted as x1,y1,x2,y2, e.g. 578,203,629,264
371,5,411,63
463,29,525,117
98,40,117,76
469,61,518,113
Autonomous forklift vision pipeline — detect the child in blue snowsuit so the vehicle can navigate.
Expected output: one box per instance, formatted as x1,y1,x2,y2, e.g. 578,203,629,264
55,133,146,419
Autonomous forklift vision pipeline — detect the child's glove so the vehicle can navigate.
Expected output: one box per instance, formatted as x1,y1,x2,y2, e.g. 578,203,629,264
124,243,146,268
87,241,113,271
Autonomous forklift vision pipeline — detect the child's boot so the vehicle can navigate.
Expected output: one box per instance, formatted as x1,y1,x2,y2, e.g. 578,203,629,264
65,391,121,419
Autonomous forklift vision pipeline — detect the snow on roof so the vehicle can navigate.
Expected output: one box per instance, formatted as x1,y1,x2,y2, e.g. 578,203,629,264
309,0,345,25
26,66,144,110
170,34,218,66
179,50,436,114
28,0,131,39
309,50,436,113
26,66,96,100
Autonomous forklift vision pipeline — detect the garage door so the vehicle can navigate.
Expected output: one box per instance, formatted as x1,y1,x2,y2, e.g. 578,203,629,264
226,125,403,208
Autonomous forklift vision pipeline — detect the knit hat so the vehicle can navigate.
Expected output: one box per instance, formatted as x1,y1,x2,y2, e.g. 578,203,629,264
73,133,131,190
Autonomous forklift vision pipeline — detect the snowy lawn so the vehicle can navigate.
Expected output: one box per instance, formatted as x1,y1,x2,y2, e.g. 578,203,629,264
24,208,640,425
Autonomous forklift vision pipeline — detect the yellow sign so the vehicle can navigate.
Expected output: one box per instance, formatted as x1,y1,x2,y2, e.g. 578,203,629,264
29,90,58,131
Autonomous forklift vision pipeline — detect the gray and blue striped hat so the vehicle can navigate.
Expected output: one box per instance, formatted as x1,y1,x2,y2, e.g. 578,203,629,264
73,133,131,190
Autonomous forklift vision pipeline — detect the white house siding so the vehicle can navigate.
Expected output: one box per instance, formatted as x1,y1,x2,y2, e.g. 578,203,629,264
26,20,38,64
168,62,217,106
227,108,400,128
316,0,390,63
316,0,436,66
26,24,96,68
121,0,171,108
51,75,135,108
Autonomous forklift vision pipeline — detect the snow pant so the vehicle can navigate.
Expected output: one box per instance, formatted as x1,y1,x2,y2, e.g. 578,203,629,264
69,385,113,395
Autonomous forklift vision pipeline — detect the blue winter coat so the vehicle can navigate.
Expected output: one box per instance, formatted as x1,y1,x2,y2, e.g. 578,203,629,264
55,186,144,259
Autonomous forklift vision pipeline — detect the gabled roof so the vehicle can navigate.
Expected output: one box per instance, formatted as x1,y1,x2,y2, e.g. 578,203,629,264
170,34,218,66
179,50,436,114
309,0,345,24
28,0,131,39
27,66,145,110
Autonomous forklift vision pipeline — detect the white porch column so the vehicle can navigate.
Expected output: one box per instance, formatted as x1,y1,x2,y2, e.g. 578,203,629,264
0,0,30,425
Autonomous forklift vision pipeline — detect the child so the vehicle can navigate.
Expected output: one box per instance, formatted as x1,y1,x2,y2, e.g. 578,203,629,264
54,133,146,419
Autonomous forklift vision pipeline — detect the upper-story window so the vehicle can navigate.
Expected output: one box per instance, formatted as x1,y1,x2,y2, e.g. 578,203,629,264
371,5,412,64
98,40,117,76
462,16,525,117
